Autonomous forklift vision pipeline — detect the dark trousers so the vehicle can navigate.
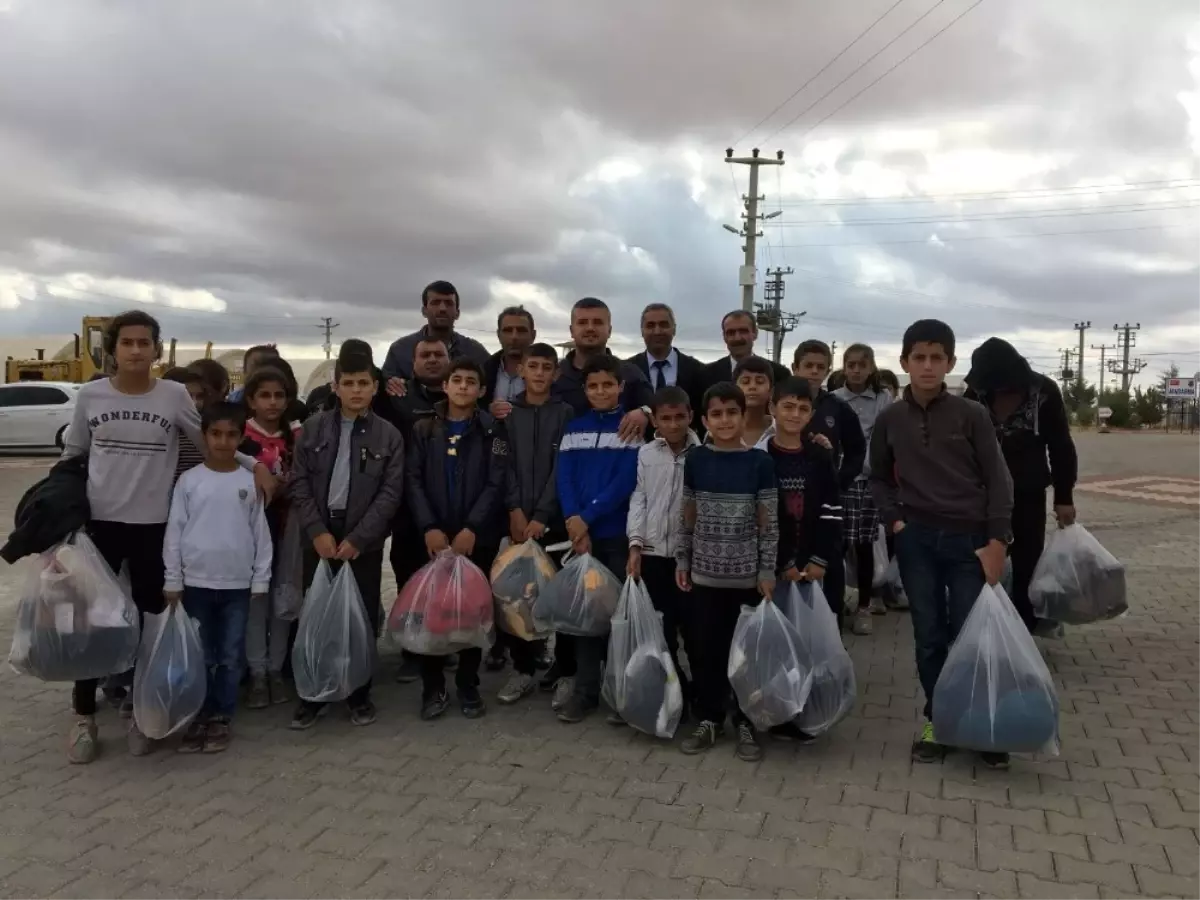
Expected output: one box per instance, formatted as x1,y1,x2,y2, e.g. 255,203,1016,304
1009,492,1048,634
894,521,986,720
853,540,876,611
418,544,498,699
390,520,429,668
497,631,539,676
299,516,383,709
573,537,628,705
823,535,846,625
640,554,692,703
686,584,761,727
73,521,168,716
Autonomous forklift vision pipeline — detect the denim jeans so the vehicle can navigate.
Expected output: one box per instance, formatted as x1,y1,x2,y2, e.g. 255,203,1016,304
182,587,251,719
893,521,986,720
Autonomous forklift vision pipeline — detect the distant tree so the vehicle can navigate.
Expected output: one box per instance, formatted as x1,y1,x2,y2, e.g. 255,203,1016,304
1098,389,1133,428
1063,379,1097,415
1158,362,1181,393
1134,386,1166,427
1075,405,1095,427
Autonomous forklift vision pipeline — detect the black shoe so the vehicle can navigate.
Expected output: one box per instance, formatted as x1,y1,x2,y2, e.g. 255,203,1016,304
421,691,450,721
680,720,723,755
556,695,596,724
349,699,378,727
394,657,421,684
769,722,818,744
459,687,487,719
289,703,325,731
980,751,1010,770
484,652,507,673
735,722,764,762
539,663,562,692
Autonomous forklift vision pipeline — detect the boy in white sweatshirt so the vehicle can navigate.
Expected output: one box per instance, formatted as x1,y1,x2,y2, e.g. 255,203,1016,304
164,402,273,754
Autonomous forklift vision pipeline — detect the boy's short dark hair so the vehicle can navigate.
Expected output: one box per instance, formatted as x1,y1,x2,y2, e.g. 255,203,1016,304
201,401,247,432
161,367,199,386
773,376,816,404
793,339,832,366
733,355,775,385
335,351,376,381
877,368,900,392
243,365,294,402
187,359,230,396
339,339,373,360
243,344,278,366
651,385,691,412
421,280,459,308
581,355,622,383
523,342,558,364
573,297,610,315
902,319,955,359
447,356,485,384
104,310,161,356
702,381,747,414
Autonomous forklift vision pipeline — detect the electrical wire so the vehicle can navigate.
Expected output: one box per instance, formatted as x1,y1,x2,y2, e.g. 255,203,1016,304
775,220,1197,247
772,200,1199,227
774,179,1200,206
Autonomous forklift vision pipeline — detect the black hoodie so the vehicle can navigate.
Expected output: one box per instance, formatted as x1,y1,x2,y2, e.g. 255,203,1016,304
964,338,1078,504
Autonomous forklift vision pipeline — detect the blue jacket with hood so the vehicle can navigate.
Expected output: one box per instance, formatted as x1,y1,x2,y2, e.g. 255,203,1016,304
556,405,642,541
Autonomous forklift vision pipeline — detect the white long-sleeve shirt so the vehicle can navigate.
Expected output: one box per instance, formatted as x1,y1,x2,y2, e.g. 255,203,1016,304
164,465,274,593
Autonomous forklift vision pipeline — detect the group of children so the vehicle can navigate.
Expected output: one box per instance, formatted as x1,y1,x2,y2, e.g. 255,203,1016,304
54,303,1022,771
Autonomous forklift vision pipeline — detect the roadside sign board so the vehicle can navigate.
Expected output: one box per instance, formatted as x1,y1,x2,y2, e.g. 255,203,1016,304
1165,377,1197,399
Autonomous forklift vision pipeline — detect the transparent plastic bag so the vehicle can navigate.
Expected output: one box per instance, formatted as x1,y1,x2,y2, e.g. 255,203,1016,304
532,552,621,637
602,578,683,739
491,540,556,641
727,597,814,731
293,561,376,702
1029,525,1127,625
8,532,140,682
271,512,306,621
846,525,888,591
132,603,206,739
780,581,856,736
932,584,1059,755
883,557,908,607
389,552,494,655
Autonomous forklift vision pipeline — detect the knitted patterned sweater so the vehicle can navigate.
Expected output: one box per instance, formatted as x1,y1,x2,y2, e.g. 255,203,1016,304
675,445,779,589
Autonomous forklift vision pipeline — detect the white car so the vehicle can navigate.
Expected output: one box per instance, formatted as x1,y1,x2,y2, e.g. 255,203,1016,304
0,381,79,450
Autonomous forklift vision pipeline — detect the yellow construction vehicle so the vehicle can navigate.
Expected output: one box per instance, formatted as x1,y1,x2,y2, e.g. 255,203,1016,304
4,316,185,384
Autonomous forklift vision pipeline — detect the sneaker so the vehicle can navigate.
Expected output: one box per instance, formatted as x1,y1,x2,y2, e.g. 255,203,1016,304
680,720,723,755
735,722,764,762
203,718,231,753
868,596,888,616
349,700,378,727
67,717,98,765
497,673,537,705
179,720,207,754
484,651,507,672
421,691,450,721
884,588,909,611
769,722,818,744
550,676,574,711
980,751,1010,771
605,711,627,727
101,680,126,709
556,695,596,724
290,703,325,731
852,609,874,636
246,674,270,710
459,687,487,719
269,673,290,705
395,657,421,684
539,662,563,692
119,697,134,720
1034,619,1065,639
127,722,153,757
912,720,943,764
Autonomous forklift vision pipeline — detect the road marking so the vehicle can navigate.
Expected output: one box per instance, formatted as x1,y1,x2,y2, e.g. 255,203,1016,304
1076,476,1200,506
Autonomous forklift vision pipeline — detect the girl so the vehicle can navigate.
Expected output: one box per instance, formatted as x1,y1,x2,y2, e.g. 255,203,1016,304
240,366,302,708
832,343,893,635
877,369,900,400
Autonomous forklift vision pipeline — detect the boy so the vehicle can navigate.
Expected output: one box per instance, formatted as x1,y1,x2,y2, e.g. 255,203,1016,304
733,357,775,448
228,345,281,402
626,385,700,722
675,383,778,762
496,343,574,705
869,320,1013,768
792,340,866,625
288,348,405,730
555,356,641,723
61,311,273,763
405,357,508,720
164,403,273,753
161,368,207,480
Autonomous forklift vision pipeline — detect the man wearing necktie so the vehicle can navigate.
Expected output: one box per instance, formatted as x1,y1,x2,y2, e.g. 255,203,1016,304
625,303,707,433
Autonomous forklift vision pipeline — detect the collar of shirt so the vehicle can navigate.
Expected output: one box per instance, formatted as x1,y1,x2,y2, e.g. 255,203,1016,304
646,347,678,371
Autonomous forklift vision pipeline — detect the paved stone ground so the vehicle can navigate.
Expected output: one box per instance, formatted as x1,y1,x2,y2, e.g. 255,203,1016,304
0,433,1195,899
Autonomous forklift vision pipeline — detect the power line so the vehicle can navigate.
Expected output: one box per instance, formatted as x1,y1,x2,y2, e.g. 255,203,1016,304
775,221,1196,248
732,0,907,146
772,200,1199,227
775,179,1200,206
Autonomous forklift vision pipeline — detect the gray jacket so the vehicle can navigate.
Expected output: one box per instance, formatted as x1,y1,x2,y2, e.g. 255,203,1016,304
627,431,700,559
504,395,575,530
288,410,405,554
833,385,892,479
381,327,491,381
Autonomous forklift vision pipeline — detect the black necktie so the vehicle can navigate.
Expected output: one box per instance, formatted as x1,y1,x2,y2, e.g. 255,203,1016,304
652,360,668,392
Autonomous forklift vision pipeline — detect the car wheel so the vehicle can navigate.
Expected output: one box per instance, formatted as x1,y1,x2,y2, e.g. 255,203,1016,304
55,424,68,449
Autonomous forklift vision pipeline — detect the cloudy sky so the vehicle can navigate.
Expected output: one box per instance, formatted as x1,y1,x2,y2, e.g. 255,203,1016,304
1,0,1197,386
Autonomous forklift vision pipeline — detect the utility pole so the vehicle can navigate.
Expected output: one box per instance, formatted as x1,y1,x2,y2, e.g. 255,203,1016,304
754,266,805,364
1091,342,1116,400
830,340,838,361
317,317,340,360
724,148,785,312
1058,348,1076,391
1110,323,1146,393
1073,322,1091,390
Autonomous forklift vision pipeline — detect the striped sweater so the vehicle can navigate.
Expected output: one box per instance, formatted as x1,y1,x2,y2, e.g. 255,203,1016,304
676,445,779,589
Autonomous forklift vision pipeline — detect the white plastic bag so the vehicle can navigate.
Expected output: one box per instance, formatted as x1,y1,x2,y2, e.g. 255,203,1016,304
8,533,139,682
883,557,908,608
780,581,856,736
389,552,494,655
271,512,306,621
491,540,557,641
532,552,621,637
846,525,888,591
133,603,206,739
727,598,813,731
292,561,376,703
602,578,683,739
932,584,1059,755
1029,525,1127,625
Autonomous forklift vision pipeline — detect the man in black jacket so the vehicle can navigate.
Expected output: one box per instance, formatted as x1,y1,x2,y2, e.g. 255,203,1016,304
701,309,790,391
625,302,707,432
482,306,536,414
964,338,1078,634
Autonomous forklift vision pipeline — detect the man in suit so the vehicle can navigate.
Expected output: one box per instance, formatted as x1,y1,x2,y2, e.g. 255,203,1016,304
625,303,706,431
701,309,790,389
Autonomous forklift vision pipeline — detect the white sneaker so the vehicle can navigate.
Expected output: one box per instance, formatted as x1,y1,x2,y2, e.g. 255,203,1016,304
127,721,154,757
852,609,873,636
551,676,575,711
67,716,98,765
498,673,536,705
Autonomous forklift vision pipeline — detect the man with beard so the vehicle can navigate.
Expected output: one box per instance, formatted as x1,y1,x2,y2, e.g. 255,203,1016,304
482,306,536,419
626,303,707,432
382,281,490,388
552,297,652,441
702,310,789,390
